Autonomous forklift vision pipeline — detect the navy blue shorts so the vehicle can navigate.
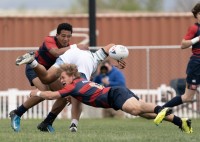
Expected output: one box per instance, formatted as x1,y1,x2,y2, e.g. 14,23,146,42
186,56,200,85
108,86,139,110
25,64,38,86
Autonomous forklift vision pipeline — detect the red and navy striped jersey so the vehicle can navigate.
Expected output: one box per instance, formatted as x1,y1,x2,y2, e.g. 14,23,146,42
58,78,111,108
35,36,69,69
184,23,200,56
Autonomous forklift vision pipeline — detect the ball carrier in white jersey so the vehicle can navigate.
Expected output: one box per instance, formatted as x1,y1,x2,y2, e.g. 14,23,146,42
15,43,126,132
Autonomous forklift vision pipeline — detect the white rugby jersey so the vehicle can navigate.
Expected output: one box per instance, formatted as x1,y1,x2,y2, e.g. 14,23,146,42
58,44,98,80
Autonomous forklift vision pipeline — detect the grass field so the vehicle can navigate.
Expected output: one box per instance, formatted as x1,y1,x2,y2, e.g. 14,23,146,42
0,118,200,142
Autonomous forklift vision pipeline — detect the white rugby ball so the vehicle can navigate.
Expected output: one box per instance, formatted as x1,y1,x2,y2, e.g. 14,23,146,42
109,45,129,60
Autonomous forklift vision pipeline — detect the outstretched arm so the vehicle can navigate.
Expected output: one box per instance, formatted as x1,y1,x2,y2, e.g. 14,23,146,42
30,89,61,100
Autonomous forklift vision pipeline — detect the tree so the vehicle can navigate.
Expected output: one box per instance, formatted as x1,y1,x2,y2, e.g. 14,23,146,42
70,0,164,13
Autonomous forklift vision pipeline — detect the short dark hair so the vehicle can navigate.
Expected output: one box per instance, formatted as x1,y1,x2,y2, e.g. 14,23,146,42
192,2,200,18
57,23,73,34
100,65,108,74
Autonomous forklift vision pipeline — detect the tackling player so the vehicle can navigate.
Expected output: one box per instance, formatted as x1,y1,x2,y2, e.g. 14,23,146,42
14,42,125,132
9,23,88,132
30,63,193,134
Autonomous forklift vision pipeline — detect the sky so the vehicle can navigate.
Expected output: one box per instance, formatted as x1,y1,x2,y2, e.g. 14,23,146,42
0,0,176,12
0,0,73,10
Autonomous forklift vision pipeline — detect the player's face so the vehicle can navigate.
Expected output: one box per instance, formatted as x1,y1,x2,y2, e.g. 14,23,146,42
56,30,72,47
60,72,73,86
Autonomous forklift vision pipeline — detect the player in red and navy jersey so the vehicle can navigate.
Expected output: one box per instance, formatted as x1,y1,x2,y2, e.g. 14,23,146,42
30,64,193,134
161,3,200,110
35,36,68,69
10,23,87,133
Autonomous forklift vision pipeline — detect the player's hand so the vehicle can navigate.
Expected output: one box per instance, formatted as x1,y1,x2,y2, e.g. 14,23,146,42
116,59,126,69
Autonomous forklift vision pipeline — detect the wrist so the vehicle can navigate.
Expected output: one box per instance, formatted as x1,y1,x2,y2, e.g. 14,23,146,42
36,91,41,97
191,37,199,44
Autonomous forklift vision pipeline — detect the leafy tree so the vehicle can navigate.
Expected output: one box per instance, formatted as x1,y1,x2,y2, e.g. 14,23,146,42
70,0,164,13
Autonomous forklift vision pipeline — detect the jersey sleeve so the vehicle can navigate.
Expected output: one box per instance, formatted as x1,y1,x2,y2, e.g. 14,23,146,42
44,36,58,50
184,25,198,40
58,84,75,98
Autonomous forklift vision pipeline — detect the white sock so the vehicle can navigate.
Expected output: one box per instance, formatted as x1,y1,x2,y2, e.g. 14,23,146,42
71,119,78,126
29,60,38,68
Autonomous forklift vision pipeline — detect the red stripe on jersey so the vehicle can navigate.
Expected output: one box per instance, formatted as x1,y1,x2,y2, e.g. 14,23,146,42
37,56,49,68
102,87,111,94
76,96,83,102
58,83,75,96
192,48,200,55
78,83,91,94
184,25,198,40
89,90,100,107
44,36,58,50
89,87,111,107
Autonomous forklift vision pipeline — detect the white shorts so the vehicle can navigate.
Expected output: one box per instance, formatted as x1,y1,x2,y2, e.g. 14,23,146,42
53,44,100,80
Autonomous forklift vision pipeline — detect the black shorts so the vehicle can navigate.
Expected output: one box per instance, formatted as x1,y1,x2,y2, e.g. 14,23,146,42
186,56,200,85
108,86,139,110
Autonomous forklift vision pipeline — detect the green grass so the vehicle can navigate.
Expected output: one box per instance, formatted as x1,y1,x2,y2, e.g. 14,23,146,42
0,118,200,142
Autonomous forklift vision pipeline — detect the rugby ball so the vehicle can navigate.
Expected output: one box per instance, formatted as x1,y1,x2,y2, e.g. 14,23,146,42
109,45,129,60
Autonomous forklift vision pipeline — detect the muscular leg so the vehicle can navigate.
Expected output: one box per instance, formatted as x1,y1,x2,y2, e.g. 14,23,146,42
38,79,82,132
122,98,173,121
122,98,156,116
122,97,192,133
10,77,48,132
42,79,67,125
162,86,196,108
70,98,82,124
32,63,61,84
181,87,196,102
15,77,47,117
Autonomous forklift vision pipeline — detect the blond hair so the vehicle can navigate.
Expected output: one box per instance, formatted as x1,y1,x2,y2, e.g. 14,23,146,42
60,64,81,78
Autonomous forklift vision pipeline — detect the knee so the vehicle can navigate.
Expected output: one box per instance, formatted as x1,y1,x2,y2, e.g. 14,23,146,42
182,94,194,102
131,109,142,116
72,101,82,110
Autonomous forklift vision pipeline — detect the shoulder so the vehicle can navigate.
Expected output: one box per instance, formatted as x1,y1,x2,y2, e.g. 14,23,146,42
44,36,55,43
187,24,198,33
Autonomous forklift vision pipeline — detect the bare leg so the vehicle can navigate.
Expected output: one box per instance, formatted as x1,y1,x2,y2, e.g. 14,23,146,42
181,87,196,102
139,113,174,122
122,98,156,115
33,64,61,84
48,79,67,116
50,98,68,115
71,97,82,122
